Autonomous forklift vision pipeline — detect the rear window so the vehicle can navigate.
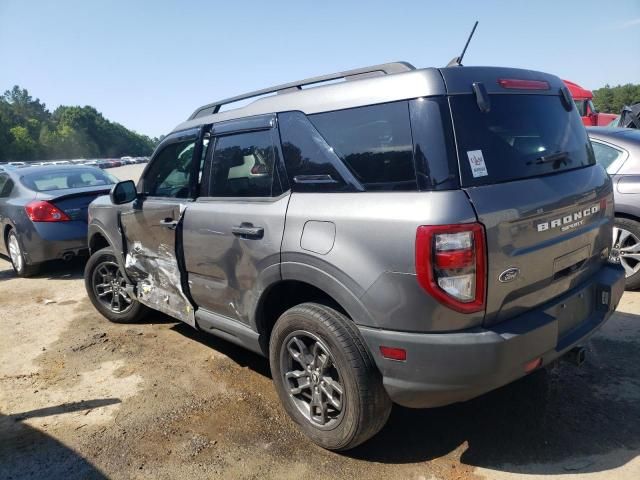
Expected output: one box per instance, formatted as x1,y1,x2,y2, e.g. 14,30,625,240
450,95,595,186
21,169,117,192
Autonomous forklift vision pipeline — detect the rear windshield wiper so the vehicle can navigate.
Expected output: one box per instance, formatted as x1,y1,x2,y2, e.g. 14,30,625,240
533,151,569,165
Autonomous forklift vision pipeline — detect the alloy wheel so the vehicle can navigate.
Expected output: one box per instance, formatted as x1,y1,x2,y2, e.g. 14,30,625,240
280,330,345,429
92,259,134,313
8,233,23,273
612,226,640,278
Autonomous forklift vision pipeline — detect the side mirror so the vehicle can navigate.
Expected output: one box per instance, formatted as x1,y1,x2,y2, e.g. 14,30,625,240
110,180,137,205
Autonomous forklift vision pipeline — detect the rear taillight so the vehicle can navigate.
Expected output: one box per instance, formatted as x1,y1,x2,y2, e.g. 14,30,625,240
498,78,550,90
416,223,486,313
25,201,70,222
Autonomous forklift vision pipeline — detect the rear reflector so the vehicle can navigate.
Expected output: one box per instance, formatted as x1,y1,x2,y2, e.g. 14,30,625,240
524,357,543,373
380,346,407,362
25,200,70,222
498,78,550,90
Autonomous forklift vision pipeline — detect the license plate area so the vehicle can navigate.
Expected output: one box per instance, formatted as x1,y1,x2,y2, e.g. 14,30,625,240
556,286,593,339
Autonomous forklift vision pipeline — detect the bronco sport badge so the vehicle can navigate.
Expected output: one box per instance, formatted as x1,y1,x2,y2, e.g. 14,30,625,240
536,204,600,233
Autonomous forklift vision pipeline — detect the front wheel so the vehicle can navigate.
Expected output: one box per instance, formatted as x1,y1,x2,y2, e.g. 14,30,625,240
269,303,391,450
84,247,149,323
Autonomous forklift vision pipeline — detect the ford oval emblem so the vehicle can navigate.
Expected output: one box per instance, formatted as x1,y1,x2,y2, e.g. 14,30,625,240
499,267,520,283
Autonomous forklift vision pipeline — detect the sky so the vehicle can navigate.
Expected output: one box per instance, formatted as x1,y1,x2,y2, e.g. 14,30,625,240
1,0,639,138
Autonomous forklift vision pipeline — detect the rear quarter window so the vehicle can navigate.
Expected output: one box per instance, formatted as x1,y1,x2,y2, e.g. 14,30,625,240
308,102,417,191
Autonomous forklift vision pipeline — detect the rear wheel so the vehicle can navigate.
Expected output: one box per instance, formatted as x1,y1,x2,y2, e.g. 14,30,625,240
612,217,640,289
6,229,39,277
84,247,148,323
269,303,391,450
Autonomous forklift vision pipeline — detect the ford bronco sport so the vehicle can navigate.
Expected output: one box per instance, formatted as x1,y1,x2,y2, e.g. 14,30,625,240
85,62,625,450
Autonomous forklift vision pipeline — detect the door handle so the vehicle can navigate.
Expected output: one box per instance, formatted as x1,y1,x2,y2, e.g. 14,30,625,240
159,218,179,229
232,224,264,239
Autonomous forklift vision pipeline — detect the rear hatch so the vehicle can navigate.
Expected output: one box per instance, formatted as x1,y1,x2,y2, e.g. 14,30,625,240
442,68,614,326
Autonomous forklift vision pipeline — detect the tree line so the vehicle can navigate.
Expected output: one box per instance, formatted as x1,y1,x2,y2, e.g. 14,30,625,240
0,86,159,162
592,83,640,114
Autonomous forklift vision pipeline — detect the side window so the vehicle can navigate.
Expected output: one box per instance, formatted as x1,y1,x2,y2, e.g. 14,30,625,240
144,139,196,198
209,130,275,197
278,111,361,193
592,141,624,172
0,174,12,197
574,100,587,117
309,102,417,191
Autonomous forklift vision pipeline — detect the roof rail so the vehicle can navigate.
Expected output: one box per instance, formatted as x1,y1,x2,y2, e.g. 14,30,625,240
188,61,416,120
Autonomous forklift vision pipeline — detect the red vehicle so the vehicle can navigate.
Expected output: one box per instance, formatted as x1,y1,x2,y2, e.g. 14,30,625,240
563,80,617,126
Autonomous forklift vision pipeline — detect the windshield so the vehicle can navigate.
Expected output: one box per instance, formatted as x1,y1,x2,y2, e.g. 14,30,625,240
21,168,118,192
450,94,595,187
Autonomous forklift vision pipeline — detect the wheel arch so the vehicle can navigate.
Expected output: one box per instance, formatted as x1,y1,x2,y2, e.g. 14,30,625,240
615,211,640,223
254,263,375,355
89,231,111,254
3,222,13,247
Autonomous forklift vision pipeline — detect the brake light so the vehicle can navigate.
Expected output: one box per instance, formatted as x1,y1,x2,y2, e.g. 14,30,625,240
25,201,70,222
416,223,486,313
498,78,550,90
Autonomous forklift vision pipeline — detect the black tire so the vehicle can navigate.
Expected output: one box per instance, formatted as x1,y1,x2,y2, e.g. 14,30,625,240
269,303,391,451
613,217,640,290
84,247,149,323
6,229,39,277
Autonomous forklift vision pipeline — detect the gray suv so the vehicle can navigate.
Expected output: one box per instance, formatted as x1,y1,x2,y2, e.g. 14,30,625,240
84,62,625,450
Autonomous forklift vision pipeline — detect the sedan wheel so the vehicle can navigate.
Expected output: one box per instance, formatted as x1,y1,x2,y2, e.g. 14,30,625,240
7,233,23,272
6,230,38,277
611,217,640,290
612,226,640,278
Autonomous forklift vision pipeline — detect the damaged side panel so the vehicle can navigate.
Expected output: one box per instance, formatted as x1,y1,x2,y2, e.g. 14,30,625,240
122,205,196,327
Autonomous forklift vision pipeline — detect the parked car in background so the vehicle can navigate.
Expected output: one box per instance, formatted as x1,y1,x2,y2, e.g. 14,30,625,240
0,165,118,276
589,127,640,288
564,80,617,126
85,62,624,450
94,160,111,169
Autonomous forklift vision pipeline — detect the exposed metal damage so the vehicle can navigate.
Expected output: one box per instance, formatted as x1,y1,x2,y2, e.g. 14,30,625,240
125,240,195,327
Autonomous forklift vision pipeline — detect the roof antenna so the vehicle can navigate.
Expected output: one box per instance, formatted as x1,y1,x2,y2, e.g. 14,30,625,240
446,21,478,67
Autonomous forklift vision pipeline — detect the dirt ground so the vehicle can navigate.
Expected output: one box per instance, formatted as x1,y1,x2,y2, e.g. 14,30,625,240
1,164,639,479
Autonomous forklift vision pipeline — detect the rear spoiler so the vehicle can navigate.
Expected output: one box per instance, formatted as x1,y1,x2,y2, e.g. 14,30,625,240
35,187,112,202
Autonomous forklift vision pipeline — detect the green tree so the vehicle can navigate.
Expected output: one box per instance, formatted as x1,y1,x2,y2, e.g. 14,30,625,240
593,84,640,113
0,85,155,162
8,126,38,160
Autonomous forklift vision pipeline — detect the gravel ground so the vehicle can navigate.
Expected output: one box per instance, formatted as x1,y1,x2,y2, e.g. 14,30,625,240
0,165,638,479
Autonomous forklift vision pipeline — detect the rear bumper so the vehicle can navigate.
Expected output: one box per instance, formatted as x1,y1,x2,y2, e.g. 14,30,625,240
359,264,625,408
21,221,88,264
